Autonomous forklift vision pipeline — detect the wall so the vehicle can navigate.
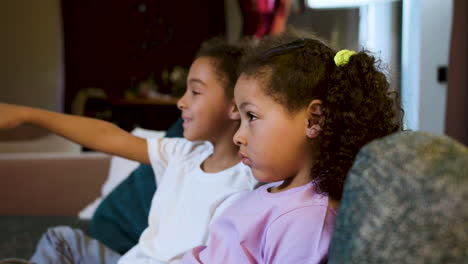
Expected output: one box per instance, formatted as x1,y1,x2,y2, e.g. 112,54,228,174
359,1,401,93
288,7,360,51
0,0,64,112
402,0,453,133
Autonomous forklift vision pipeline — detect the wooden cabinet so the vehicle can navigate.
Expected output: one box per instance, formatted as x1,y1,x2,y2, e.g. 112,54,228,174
61,0,225,114
84,97,181,131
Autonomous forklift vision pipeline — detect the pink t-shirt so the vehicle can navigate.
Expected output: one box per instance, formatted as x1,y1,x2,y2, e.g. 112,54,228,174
180,181,337,264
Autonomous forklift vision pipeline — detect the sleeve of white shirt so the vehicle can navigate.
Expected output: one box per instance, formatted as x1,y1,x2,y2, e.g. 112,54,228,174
147,138,202,183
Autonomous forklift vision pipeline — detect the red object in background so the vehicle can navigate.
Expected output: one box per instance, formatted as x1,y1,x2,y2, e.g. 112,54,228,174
239,0,292,38
445,0,468,145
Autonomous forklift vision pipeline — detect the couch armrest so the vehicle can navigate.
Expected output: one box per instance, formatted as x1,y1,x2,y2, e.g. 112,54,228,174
0,152,111,216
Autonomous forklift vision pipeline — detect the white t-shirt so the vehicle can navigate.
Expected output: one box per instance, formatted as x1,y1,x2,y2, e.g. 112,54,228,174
118,137,257,264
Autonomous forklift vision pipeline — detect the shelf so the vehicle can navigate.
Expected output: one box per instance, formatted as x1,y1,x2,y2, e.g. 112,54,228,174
84,97,181,132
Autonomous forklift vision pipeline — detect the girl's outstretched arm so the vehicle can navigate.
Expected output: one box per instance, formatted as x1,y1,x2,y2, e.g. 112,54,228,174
0,103,150,164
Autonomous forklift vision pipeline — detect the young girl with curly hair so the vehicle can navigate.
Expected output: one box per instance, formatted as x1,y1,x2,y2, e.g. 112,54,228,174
180,34,402,263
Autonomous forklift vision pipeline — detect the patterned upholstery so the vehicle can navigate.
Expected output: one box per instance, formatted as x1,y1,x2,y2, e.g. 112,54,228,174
329,131,468,263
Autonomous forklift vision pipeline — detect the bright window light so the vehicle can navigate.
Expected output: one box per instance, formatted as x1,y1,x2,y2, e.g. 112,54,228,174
307,0,399,9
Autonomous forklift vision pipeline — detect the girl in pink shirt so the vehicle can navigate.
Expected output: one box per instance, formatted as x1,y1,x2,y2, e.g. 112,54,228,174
181,33,402,263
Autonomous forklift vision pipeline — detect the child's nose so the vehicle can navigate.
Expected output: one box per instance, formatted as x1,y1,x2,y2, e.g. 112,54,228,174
233,130,246,146
177,97,186,110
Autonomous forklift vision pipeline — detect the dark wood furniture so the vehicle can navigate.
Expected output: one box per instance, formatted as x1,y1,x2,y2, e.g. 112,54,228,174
84,97,181,132
61,0,225,114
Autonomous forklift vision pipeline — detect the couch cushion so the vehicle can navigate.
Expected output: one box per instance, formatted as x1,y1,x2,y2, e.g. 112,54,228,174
89,164,156,254
0,152,110,215
328,131,468,263
0,216,89,259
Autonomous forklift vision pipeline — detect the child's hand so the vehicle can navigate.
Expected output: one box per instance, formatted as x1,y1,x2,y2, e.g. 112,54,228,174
0,103,29,130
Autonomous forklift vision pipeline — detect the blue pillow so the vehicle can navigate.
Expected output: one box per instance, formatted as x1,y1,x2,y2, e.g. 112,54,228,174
165,117,184,138
89,118,183,254
89,164,155,254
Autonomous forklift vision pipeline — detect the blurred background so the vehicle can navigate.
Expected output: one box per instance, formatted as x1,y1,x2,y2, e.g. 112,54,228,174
1,0,466,149
1,2,466,259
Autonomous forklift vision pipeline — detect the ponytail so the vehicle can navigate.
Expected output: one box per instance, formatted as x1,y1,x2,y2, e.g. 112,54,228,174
312,51,402,200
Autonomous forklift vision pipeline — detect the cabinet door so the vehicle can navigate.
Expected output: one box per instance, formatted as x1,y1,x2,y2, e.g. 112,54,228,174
61,0,225,113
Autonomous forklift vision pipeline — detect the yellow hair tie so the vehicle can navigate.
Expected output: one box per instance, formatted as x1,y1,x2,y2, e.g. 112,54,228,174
334,49,356,66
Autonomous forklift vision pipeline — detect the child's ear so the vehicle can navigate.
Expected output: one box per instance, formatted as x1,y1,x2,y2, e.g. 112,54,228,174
229,101,241,120
305,99,324,139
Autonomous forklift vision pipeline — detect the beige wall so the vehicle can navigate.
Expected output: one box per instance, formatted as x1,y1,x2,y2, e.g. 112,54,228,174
402,0,452,134
0,0,64,112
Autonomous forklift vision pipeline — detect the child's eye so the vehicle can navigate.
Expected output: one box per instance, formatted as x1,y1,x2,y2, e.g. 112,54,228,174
247,112,257,121
191,90,201,95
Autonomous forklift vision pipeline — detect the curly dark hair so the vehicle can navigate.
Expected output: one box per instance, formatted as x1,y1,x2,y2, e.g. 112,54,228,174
194,37,245,99
240,34,403,200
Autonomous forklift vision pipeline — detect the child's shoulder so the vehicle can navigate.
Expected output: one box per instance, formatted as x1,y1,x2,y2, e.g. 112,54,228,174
165,137,210,149
232,182,329,212
254,182,334,216
147,137,213,159
264,184,336,234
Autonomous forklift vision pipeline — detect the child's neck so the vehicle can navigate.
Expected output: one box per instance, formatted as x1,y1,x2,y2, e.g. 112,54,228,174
269,155,314,193
269,174,311,193
201,143,240,173
201,133,240,173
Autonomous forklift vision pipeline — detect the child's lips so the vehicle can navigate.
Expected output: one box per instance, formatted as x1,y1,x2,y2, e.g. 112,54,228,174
181,115,192,128
238,152,252,167
182,119,190,127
